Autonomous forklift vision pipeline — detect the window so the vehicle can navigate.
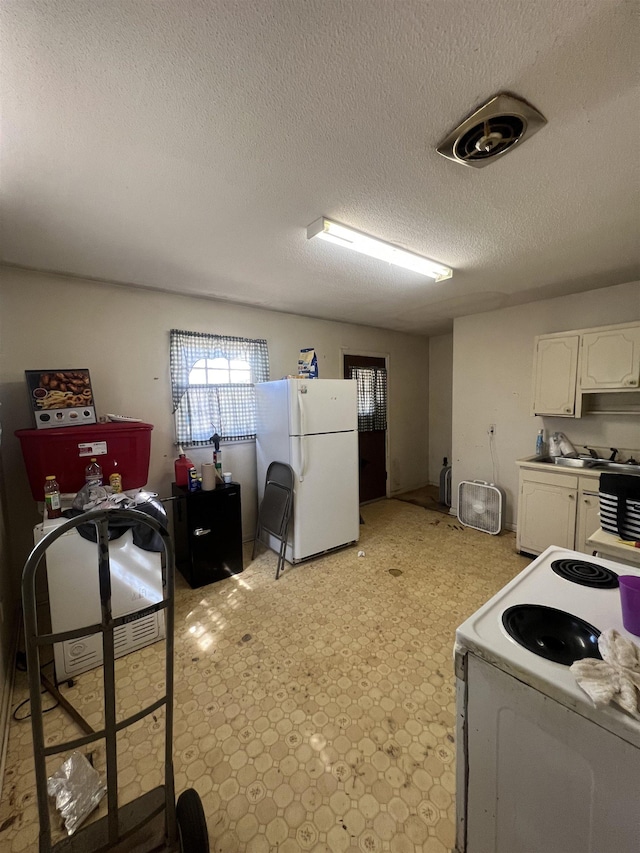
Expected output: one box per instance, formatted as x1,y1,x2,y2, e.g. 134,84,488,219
170,329,269,445
351,366,387,431
189,358,252,386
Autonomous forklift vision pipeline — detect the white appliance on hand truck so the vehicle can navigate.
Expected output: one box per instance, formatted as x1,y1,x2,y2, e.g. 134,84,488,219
255,378,360,563
34,516,165,682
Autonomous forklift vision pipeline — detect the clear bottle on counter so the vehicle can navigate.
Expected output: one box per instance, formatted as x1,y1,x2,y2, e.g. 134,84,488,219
85,458,103,486
535,429,546,457
44,475,62,519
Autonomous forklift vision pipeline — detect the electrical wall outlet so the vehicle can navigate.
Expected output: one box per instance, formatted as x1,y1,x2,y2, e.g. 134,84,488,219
488,424,496,436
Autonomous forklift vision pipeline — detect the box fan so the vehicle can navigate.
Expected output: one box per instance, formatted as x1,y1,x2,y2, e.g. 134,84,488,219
457,480,504,535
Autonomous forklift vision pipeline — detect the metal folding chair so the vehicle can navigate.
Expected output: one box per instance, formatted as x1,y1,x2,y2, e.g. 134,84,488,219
252,461,294,579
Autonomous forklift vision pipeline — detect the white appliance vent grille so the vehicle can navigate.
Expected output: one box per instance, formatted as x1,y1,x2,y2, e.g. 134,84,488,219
457,480,504,535
59,614,162,680
114,614,161,656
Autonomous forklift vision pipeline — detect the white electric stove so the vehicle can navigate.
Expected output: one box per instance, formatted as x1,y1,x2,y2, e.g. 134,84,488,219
455,545,640,853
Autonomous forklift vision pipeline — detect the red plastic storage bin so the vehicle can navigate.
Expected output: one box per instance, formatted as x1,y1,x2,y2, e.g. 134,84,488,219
15,422,154,500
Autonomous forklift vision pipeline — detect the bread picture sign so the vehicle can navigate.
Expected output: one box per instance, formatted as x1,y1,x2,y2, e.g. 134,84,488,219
25,369,97,429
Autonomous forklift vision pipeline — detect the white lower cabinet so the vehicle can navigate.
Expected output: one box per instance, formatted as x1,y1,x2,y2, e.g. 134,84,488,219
517,464,602,557
576,485,602,555
517,469,577,554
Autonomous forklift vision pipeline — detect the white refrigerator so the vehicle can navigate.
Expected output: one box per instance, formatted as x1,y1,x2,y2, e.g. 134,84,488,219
255,378,360,563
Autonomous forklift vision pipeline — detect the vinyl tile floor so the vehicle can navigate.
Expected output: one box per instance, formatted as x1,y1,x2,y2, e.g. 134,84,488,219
0,498,529,852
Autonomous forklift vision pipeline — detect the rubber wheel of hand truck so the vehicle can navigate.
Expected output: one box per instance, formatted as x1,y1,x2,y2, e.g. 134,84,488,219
176,788,210,853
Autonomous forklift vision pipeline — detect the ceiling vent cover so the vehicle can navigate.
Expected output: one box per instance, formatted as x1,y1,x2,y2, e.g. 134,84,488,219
437,93,546,168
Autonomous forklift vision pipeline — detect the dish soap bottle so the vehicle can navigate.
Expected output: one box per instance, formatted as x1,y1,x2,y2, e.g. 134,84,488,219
535,429,546,457
174,445,194,487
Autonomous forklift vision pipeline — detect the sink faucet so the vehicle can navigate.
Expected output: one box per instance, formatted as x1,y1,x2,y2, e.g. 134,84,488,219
609,448,618,462
582,446,598,459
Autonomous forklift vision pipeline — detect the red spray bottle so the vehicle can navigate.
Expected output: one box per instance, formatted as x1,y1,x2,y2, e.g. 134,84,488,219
174,445,195,487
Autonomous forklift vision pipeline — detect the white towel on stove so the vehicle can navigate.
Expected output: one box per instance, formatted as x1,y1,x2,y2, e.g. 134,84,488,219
570,629,640,718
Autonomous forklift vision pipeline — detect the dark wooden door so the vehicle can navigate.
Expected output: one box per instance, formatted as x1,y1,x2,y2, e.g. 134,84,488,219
344,354,387,503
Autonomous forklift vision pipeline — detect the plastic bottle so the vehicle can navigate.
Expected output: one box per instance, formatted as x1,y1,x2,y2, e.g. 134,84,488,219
212,433,223,483
44,475,62,519
174,445,194,487
85,458,103,486
535,429,545,457
213,449,223,483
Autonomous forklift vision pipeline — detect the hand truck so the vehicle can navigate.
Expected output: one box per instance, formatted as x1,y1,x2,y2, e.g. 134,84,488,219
22,507,210,852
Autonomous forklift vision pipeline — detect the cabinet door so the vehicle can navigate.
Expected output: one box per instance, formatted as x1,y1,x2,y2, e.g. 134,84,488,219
532,335,579,416
517,479,577,555
580,326,640,390
576,491,601,556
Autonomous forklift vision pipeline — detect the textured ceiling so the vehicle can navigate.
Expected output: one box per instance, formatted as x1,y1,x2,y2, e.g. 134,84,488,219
1,0,639,335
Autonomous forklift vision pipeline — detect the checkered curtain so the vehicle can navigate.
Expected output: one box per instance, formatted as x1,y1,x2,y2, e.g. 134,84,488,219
170,329,269,445
352,367,387,431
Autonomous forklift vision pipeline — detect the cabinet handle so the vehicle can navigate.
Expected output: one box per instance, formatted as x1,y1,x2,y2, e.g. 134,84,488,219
193,527,211,537
584,498,590,504
568,494,575,500
565,408,571,413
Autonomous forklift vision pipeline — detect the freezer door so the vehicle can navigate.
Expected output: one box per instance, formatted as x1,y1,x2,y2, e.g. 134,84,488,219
290,430,359,561
287,379,357,436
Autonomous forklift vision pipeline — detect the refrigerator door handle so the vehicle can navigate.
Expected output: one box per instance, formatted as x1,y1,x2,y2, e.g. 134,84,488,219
297,389,306,481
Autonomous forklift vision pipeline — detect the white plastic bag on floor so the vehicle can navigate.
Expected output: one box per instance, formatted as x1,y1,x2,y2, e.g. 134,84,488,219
47,751,106,835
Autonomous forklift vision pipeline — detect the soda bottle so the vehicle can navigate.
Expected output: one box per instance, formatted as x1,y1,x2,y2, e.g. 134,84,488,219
85,458,103,486
44,475,62,519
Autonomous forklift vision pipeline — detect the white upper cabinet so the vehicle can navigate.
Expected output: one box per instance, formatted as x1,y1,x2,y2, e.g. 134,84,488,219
580,326,640,390
532,334,579,416
531,321,640,418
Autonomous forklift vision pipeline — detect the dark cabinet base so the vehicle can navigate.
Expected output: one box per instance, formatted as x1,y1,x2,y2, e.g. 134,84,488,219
172,483,243,588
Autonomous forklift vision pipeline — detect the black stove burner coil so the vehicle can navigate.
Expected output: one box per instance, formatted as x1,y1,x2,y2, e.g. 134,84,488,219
502,604,602,666
551,559,618,589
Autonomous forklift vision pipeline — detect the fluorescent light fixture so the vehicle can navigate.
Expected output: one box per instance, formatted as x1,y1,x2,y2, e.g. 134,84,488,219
306,217,452,281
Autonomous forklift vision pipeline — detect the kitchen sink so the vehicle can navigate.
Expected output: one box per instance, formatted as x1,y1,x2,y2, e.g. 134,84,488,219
536,456,640,474
536,456,597,468
554,457,597,469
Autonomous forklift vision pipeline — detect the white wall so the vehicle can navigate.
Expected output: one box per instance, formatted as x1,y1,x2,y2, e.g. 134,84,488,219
451,280,640,529
0,266,430,606
428,333,453,484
